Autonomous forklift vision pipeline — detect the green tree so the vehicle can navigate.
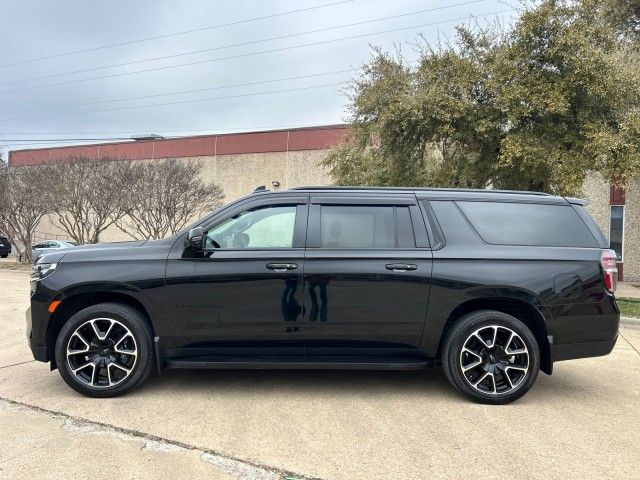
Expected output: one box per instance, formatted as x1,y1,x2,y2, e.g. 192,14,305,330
325,0,640,195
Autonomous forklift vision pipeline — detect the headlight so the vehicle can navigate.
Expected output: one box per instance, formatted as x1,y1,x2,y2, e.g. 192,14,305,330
31,262,57,280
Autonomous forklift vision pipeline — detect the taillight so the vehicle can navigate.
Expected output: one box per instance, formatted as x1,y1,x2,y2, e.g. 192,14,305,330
600,249,618,293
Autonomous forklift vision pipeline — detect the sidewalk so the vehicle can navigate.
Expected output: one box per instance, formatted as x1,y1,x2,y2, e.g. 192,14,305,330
618,282,640,299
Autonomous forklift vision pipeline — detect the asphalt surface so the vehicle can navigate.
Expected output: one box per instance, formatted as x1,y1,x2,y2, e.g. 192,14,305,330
1,269,639,480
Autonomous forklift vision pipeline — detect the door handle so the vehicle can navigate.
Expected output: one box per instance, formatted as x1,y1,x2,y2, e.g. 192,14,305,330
385,263,418,271
266,263,298,272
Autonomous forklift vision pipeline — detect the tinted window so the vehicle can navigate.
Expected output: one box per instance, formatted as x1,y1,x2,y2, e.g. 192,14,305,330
396,207,416,248
457,201,598,247
319,205,414,248
206,205,296,249
609,205,624,260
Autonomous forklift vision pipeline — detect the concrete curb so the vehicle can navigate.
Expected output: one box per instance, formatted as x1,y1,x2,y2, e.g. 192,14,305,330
621,316,640,327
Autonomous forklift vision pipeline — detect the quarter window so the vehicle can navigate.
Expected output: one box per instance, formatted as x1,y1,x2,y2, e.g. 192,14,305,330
609,205,624,261
457,201,599,248
319,205,415,249
205,205,297,249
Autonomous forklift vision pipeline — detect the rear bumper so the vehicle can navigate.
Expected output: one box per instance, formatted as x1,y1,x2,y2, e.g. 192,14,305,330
552,335,618,362
546,294,620,364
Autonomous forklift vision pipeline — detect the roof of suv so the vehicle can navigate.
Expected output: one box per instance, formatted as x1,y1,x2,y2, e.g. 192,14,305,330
289,186,551,196
280,186,583,205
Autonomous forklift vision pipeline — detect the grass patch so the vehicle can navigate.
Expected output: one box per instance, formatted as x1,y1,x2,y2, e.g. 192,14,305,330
618,297,640,318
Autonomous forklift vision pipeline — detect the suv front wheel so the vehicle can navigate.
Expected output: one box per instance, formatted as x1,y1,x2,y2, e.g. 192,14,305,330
442,310,540,404
55,302,154,397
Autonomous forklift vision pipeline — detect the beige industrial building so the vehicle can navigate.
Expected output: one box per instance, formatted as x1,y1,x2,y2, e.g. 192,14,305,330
8,124,639,281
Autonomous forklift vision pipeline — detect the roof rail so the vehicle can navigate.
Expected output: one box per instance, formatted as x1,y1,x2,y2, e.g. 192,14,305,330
288,186,551,196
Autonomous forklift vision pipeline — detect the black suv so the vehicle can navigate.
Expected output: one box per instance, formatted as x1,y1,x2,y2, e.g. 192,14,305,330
0,236,11,258
27,187,619,403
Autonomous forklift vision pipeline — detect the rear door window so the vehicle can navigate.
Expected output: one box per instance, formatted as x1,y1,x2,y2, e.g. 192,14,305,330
318,205,415,249
396,207,416,248
457,201,599,247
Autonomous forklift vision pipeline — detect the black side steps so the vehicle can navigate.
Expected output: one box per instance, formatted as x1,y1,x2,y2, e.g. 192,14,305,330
164,356,434,371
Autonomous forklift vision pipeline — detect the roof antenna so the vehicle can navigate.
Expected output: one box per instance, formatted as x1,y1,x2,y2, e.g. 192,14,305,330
253,185,268,193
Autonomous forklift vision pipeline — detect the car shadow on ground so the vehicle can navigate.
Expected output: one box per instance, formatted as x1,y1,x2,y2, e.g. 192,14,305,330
134,363,597,405
142,365,460,398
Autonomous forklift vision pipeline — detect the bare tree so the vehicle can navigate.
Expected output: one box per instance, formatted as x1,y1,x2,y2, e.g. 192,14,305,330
0,163,53,263
51,157,135,244
116,159,224,240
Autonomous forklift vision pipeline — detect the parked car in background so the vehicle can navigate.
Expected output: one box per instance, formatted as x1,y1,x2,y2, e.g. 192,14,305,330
0,236,11,258
31,240,75,263
26,187,619,404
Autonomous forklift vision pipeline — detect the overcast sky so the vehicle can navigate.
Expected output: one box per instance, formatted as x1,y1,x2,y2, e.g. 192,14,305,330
0,0,515,157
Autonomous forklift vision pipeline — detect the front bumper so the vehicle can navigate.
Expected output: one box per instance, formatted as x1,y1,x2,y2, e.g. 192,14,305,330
26,306,48,362
26,270,61,363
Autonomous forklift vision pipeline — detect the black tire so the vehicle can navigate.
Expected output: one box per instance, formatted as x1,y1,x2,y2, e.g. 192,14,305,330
442,310,540,405
0,254,7,258
55,302,154,398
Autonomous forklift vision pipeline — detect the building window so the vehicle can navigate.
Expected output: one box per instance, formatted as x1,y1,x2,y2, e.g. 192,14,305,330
609,205,624,261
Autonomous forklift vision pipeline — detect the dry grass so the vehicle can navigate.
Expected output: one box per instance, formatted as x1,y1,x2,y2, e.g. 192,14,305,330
0,262,31,272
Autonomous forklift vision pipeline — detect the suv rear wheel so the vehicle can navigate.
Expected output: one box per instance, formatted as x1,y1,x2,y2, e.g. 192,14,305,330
55,303,154,397
442,310,540,404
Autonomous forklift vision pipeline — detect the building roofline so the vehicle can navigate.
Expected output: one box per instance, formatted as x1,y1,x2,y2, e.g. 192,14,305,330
8,123,349,166
8,124,348,154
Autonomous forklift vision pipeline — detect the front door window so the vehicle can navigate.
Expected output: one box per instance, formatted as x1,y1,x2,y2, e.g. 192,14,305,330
205,205,297,249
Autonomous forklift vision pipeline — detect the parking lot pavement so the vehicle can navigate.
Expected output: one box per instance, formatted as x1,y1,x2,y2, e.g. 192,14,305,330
1,270,639,480
0,401,241,480
0,256,20,265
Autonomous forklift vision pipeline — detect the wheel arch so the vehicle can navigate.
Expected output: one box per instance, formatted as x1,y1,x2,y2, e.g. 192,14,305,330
46,291,155,369
437,297,552,374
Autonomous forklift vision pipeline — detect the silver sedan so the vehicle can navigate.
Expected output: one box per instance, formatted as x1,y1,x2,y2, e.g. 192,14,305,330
32,240,75,263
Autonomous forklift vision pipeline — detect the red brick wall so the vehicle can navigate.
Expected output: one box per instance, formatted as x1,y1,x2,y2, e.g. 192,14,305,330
610,184,626,205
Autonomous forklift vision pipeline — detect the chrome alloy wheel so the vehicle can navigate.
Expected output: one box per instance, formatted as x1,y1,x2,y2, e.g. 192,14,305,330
459,325,529,395
66,318,137,388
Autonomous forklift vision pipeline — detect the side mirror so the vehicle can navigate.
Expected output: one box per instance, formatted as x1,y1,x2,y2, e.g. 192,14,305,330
187,227,204,249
